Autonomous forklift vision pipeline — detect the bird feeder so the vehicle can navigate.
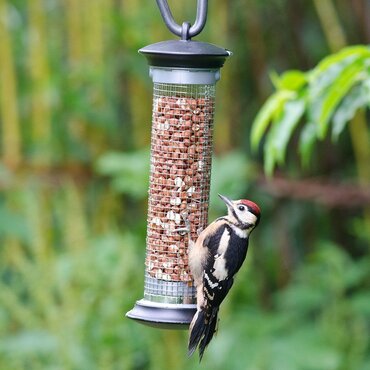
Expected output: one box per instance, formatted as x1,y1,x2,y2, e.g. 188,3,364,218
126,0,230,329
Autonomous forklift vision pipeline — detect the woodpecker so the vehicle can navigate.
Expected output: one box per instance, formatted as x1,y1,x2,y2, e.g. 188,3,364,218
188,194,261,361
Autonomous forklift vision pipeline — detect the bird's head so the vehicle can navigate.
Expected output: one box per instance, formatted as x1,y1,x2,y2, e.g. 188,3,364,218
218,194,261,231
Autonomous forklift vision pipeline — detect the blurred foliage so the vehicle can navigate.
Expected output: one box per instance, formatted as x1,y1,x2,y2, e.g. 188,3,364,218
96,149,150,199
0,0,370,369
251,45,370,174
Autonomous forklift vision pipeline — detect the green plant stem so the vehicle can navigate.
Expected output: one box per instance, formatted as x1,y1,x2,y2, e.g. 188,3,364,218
0,0,21,167
313,0,347,52
349,110,370,234
349,110,370,185
28,0,51,165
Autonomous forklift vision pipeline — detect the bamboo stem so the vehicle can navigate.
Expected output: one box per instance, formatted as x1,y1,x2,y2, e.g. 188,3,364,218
348,110,370,233
28,0,52,165
64,0,87,162
313,0,347,51
83,0,108,155
65,0,83,64
0,0,21,167
83,0,104,68
213,0,232,152
349,110,370,184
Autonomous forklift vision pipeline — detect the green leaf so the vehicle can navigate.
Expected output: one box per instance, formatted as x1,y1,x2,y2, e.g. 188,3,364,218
269,70,281,89
95,149,150,199
251,90,295,151
275,70,307,91
251,45,370,172
262,98,305,175
350,292,370,316
309,45,370,82
317,59,366,138
298,121,317,167
308,46,370,126
332,84,368,140
364,79,370,107
273,99,306,164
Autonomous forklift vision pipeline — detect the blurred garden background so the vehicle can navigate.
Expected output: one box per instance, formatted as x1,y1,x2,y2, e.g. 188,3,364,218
0,0,370,369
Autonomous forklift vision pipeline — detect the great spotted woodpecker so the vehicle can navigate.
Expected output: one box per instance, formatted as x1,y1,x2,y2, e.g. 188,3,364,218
188,194,261,361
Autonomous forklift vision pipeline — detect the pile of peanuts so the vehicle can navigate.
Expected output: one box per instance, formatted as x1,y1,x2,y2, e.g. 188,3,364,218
145,93,215,283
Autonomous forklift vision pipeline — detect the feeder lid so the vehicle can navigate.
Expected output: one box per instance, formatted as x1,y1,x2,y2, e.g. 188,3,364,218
139,39,231,69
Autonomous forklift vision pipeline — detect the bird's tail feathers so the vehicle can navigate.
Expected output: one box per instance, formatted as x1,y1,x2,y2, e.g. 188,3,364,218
188,309,204,357
188,306,219,361
198,308,218,360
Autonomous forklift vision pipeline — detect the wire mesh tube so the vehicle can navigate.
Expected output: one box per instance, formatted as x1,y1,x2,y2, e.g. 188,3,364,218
125,0,230,327
144,82,215,304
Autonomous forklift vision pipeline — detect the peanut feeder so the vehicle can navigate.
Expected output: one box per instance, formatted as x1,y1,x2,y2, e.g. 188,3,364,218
126,0,230,329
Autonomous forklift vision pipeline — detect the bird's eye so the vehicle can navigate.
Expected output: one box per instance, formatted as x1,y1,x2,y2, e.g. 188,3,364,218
238,205,245,211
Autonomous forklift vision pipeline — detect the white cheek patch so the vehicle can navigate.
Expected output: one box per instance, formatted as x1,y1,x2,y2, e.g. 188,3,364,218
238,211,257,227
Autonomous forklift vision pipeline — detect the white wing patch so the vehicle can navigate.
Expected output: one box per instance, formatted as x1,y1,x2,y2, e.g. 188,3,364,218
217,227,230,255
213,256,228,281
211,228,230,281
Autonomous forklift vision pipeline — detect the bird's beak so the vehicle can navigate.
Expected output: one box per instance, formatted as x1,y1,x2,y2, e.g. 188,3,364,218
218,194,233,209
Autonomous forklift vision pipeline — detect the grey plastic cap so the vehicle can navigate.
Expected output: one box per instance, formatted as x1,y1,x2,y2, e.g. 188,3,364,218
150,66,220,84
139,39,231,69
126,299,197,330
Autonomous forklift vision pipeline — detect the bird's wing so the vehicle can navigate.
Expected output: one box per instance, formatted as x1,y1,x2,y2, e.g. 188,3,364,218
202,222,235,307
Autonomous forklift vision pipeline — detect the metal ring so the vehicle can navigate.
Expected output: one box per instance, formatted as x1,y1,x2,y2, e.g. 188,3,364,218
156,0,208,40
181,22,190,41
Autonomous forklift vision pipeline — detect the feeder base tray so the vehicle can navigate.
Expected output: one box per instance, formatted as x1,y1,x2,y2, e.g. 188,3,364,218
126,299,197,330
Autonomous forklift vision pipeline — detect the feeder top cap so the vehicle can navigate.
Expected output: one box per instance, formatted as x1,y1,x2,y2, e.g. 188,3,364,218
139,40,232,69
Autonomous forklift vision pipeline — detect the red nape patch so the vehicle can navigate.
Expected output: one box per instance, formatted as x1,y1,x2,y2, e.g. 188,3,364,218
240,199,261,216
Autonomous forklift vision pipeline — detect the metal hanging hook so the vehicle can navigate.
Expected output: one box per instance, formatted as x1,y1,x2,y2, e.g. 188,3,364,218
156,0,208,40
